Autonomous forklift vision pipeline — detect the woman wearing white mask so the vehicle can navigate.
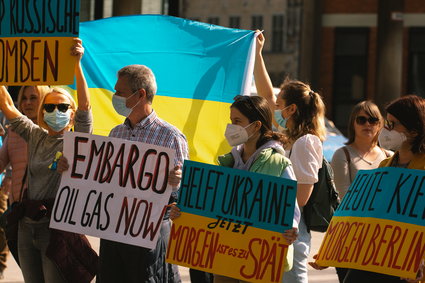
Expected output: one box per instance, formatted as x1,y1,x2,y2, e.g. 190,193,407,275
254,32,326,283
343,95,425,283
0,39,96,283
171,95,300,283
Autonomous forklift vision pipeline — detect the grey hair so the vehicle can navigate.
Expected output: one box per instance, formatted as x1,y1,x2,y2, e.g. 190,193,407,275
117,65,157,103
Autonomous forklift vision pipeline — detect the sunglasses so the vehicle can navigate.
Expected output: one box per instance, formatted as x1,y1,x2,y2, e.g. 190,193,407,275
43,103,71,113
355,116,380,125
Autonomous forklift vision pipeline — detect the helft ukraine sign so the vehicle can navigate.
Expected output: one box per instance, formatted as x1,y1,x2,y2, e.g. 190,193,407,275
0,0,79,85
166,160,298,282
315,167,425,280
50,132,175,249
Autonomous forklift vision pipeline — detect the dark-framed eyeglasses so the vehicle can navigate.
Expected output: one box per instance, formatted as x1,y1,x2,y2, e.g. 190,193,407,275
355,116,379,126
43,103,71,113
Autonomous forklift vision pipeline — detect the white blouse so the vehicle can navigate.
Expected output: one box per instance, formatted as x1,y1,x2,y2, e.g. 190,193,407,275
285,134,323,185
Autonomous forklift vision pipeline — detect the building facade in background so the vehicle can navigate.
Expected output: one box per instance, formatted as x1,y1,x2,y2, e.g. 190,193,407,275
302,0,425,132
78,0,425,133
179,0,303,85
79,0,302,86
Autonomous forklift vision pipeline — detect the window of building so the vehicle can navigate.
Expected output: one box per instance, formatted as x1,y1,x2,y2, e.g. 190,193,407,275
332,28,369,133
272,15,284,52
408,28,425,98
229,16,240,29
208,17,220,25
251,15,263,30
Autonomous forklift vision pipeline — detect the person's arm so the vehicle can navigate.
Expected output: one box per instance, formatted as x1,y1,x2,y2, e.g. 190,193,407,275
0,135,10,173
290,135,323,207
0,87,22,120
331,147,351,199
297,184,314,207
168,134,189,192
280,164,299,244
253,31,277,109
72,38,90,111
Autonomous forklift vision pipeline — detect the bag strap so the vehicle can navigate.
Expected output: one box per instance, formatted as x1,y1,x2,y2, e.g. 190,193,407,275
342,146,352,183
17,167,28,202
380,147,391,158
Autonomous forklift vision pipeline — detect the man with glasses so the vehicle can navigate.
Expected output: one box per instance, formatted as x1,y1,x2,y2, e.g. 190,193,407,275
98,65,188,283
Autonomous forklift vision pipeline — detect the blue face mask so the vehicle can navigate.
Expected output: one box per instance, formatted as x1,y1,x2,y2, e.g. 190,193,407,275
112,91,138,117
274,108,291,129
274,110,286,128
43,109,71,132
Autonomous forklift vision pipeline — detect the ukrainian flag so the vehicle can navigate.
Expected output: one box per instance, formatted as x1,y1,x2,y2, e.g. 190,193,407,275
70,15,255,164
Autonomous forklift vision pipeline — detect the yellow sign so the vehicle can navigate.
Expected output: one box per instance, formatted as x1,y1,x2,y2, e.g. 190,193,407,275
0,37,76,85
0,0,79,85
316,216,424,279
166,160,298,282
315,167,425,280
168,213,290,283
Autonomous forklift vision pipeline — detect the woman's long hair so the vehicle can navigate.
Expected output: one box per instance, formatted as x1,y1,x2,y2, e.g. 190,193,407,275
386,95,425,154
345,101,383,145
279,79,326,143
17,86,50,113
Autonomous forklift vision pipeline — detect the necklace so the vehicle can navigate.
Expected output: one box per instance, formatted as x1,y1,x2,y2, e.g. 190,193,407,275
351,146,374,165
356,154,373,165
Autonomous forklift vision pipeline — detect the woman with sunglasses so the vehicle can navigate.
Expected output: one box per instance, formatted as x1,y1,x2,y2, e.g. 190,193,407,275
254,32,326,283
171,95,300,283
331,101,391,200
325,101,391,282
0,85,50,266
342,95,425,283
0,38,96,283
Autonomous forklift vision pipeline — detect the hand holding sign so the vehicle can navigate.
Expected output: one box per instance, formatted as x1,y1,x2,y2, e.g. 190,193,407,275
315,167,425,280
167,160,298,282
50,132,176,249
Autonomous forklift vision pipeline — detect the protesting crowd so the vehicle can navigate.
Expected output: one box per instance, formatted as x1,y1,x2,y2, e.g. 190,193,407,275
0,18,423,283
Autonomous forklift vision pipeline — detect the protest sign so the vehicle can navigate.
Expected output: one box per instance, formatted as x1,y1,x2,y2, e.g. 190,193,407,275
50,131,175,249
167,160,297,282
315,167,425,279
0,0,79,85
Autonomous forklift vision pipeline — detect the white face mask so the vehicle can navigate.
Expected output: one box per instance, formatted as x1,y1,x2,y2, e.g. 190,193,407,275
224,122,254,147
378,128,407,151
112,91,138,117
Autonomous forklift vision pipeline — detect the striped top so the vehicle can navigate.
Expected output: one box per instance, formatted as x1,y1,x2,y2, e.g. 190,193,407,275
0,129,28,203
109,110,189,167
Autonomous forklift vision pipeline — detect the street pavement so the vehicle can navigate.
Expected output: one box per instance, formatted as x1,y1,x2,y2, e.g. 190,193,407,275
1,231,338,282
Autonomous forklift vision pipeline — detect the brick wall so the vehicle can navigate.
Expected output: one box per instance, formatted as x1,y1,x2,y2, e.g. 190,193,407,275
323,0,378,13
405,0,425,13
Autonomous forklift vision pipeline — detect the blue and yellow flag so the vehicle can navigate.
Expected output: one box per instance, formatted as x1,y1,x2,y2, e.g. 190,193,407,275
71,15,255,163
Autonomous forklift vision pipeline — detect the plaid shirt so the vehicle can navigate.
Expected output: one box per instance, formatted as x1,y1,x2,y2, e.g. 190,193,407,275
109,110,189,203
109,110,188,165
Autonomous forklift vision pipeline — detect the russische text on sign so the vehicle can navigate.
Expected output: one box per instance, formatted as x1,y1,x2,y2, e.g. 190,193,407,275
0,0,79,85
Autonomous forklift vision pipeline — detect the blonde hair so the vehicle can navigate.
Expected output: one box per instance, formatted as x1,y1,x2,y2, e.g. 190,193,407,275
279,79,326,143
17,86,50,113
37,87,77,131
